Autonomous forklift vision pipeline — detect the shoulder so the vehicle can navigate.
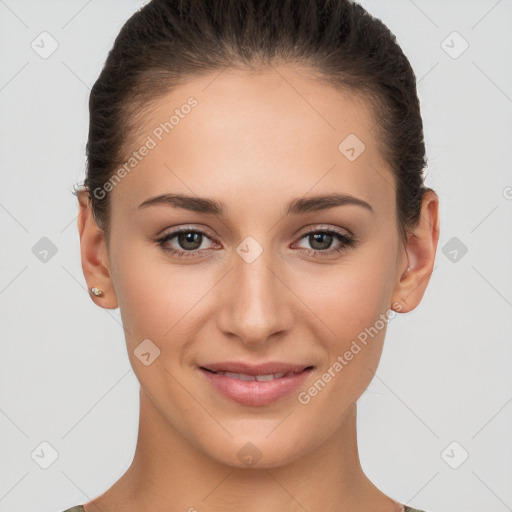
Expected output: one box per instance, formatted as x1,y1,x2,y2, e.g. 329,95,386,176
60,507,85,512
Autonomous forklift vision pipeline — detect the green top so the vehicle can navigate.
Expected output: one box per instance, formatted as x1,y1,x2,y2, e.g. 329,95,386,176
61,506,427,512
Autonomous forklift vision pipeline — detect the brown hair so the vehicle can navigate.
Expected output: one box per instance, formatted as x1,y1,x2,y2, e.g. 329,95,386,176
74,0,431,243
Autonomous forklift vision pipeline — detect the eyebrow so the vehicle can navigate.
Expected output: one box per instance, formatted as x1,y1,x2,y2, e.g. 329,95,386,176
137,192,374,215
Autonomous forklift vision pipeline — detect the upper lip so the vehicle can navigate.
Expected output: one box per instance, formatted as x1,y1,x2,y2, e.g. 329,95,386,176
200,361,313,376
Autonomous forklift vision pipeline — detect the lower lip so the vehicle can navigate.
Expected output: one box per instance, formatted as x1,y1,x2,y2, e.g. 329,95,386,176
199,367,314,406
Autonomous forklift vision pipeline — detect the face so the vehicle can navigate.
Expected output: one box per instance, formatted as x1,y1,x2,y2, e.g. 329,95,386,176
103,65,408,468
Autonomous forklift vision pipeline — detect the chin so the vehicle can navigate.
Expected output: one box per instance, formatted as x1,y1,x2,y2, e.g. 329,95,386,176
197,430,312,470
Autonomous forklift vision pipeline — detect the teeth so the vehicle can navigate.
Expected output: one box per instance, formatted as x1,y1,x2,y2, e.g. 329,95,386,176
222,371,252,380
215,370,300,381
256,373,281,381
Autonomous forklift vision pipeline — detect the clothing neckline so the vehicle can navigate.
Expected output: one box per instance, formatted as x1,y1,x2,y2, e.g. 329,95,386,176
75,504,423,512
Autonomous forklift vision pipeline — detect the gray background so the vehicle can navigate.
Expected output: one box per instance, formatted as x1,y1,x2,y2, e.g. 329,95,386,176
1,1,511,511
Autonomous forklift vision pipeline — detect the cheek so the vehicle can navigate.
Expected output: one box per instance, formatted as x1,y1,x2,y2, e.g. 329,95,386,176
108,236,187,345
284,255,396,457
299,250,396,343
294,243,398,394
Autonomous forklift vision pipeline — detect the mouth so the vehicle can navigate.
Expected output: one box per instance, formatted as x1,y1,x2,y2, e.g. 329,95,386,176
198,362,315,406
200,366,313,381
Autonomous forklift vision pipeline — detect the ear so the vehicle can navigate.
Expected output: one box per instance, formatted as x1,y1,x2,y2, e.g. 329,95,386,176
391,189,440,313
77,190,119,309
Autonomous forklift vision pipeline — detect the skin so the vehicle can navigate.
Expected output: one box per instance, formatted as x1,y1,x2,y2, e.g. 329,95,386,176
77,64,439,512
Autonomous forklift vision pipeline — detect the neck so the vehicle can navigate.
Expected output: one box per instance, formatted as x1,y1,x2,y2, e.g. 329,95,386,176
85,388,402,512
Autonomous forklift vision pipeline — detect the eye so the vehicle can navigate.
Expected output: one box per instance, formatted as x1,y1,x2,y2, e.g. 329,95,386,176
156,227,217,259
156,225,357,260
293,227,357,258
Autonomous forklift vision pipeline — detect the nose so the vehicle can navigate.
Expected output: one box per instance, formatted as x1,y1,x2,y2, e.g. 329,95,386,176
216,248,295,346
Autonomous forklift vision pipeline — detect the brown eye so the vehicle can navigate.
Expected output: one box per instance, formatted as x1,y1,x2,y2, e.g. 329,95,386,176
294,228,357,258
175,231,203,250
156,228,217,259
308,232,335,251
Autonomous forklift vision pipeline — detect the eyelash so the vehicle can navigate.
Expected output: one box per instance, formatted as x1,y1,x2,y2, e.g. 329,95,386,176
155,226,357,260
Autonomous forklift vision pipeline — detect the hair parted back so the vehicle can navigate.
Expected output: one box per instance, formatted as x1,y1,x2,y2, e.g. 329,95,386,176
74,0,430,243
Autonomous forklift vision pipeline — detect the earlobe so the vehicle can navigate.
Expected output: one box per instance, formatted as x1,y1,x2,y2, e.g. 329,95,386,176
77,190,119,309
391,189,440,313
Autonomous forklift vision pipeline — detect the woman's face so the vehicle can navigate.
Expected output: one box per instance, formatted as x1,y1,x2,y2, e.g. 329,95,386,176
105,65,409,467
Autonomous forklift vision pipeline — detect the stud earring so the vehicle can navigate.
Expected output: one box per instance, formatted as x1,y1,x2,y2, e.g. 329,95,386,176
90,287,104,297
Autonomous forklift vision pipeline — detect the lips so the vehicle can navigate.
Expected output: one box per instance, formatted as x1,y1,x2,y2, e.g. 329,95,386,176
198,361,315,406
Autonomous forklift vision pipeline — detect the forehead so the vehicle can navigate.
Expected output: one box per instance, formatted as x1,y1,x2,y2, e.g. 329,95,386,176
111,65,395,218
